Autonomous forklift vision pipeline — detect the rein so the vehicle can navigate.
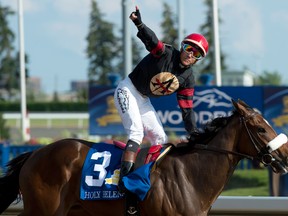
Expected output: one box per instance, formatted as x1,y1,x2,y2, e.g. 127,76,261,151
191,113,259,161
192,144,254,160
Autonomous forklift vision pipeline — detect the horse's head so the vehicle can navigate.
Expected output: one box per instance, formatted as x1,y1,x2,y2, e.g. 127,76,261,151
232,99,288,174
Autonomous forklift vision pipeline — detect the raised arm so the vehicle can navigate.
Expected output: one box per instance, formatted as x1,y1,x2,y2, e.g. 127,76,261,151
130,6,164,57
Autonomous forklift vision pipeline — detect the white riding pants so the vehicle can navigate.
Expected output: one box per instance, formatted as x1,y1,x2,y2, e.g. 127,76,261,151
114,77,168,146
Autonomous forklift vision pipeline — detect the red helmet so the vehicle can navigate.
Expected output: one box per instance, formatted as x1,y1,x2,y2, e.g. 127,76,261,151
182,33,209,57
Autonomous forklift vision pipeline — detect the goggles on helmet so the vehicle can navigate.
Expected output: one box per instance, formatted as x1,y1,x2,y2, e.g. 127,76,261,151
181,43,203,60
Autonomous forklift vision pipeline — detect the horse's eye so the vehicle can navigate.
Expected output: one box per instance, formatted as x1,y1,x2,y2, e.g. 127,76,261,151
258,128,266,133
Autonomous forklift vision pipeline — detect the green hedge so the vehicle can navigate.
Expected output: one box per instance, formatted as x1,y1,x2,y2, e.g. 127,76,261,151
0,102,88,112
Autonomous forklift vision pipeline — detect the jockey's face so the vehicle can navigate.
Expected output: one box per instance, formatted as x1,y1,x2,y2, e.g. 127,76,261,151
180,50,198,66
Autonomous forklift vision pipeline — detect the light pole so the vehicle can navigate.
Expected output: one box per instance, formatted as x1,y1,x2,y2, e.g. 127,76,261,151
122,0,132,77
212,0,222,86
177,0,184,49
18,0,30,142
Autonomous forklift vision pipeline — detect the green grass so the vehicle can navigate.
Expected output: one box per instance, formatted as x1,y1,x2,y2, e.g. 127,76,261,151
221,168,270,196
5,118,89,128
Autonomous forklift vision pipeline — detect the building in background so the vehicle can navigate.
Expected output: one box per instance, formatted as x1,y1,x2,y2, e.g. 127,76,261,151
222,70,255,86
27,77,41,93
71,81,88,92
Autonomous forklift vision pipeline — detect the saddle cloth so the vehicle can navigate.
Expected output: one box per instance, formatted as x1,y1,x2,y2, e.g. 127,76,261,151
80,142,168,201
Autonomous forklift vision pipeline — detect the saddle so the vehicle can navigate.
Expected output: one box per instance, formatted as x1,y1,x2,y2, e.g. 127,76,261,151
113,140,172,169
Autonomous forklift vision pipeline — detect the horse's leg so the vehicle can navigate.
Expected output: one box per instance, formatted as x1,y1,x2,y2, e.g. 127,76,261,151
19,169,74,216
19,140,89,216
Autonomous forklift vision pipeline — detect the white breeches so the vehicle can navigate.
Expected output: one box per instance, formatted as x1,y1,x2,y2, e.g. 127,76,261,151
114,77,168,146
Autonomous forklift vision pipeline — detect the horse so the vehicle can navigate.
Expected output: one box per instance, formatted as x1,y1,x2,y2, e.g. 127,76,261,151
1,99,288,216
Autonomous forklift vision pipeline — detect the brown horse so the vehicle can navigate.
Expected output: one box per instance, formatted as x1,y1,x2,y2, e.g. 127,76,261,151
1,99,288,216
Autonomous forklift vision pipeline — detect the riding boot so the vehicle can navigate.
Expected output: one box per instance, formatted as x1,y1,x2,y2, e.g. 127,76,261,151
118,151,137,193
118,140,139,193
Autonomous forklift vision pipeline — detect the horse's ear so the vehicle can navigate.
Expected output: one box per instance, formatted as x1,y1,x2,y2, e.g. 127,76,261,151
231,99,237,108
237,99,251,109
231,99,247,115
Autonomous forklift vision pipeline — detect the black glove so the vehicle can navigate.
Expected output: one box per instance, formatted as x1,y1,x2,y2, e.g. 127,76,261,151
189,128,202,143
130,6,142,26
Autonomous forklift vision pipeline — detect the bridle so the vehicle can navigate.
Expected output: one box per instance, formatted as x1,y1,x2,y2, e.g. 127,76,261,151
193,111,288,173
241,113,273,161
241,113,288,172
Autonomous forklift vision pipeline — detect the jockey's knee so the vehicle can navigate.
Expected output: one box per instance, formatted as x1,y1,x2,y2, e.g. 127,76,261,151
157,134,168,145
150,132,168,146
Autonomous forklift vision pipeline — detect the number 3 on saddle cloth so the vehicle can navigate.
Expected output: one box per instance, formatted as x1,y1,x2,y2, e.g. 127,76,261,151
80,142,171,201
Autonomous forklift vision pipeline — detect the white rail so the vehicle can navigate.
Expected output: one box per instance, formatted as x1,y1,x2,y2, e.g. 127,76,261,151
3,112,88,129
3,112,88,119
210,196,288,215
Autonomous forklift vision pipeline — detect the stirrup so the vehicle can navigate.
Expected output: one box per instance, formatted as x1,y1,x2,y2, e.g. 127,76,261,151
125,191,140,216
127,206,138,215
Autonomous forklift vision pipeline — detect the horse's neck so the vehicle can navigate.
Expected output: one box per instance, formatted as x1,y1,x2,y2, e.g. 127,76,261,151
150,117,242,212
193,117,243,201
202,116,242,174
209,116,241,163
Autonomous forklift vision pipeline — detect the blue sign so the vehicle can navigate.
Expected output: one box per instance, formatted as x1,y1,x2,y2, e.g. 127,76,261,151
89,86,263,136
264,87,288,196
150,86,263,134
89,86,125,135
264,87,288,134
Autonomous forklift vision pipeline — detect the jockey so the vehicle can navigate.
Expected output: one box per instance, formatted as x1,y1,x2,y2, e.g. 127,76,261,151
114,6,209,192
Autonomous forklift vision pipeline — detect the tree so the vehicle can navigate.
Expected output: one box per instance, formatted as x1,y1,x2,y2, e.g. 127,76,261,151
255,71,282,86
0,4,29,100
0,4,15,99
12,52,30,90
0,112,10,141
160,2,178,48
86,0,118,85
197,0,227,75
115,34,143,77
131,37,143,68
0,4,14,59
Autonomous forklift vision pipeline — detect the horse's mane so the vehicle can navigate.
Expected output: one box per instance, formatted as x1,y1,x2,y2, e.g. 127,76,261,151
187,110,236,144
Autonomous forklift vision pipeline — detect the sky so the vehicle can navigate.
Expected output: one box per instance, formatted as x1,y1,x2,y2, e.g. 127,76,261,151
2,0,288,94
